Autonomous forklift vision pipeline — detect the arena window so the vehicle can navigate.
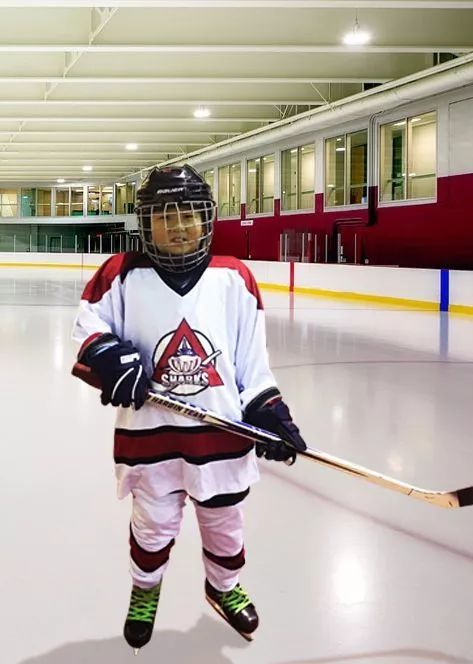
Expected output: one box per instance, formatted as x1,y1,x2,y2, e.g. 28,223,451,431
281,143,315,212
0,189,18,217
115,182,136,215
247,154,274,215
55,187,71,217
203,169,215,197
218,162,241,218
325,130,368,207
380,111,437,202
37,189,52,217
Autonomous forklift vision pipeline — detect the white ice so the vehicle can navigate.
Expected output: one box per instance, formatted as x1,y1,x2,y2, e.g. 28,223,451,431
2,266,473,664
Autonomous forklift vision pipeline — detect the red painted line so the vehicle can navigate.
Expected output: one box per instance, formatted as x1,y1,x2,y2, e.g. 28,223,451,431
289,261,295,293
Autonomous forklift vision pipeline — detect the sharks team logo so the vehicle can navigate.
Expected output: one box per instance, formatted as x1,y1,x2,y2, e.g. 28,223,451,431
152,319,224,396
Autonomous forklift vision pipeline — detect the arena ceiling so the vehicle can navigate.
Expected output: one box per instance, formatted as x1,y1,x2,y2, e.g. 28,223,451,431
0,0,472,183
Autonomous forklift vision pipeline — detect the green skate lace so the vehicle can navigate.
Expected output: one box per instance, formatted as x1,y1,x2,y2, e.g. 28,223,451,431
127,584,161,623
220,584,252,615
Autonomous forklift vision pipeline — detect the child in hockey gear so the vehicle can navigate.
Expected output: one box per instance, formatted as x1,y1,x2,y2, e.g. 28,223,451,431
72,164,306,652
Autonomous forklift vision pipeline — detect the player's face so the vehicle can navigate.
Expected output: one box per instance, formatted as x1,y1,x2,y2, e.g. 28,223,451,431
151,204,203,256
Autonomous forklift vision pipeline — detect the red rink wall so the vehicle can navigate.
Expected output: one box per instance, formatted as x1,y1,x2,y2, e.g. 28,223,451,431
212,172,473,270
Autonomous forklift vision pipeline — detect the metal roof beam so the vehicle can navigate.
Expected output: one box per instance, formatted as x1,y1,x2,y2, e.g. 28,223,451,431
0,76,390,84
0,100,325,106
0,117,277,122
0,1,472,8
0,44,468,53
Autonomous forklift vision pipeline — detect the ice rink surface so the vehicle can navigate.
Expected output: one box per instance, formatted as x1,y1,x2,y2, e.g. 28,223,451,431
2,266,473,664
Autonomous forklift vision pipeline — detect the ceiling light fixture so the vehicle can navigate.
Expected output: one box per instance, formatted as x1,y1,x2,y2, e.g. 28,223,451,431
343,14,370,46
125,143,138,151
56,178,65,184
193,106,211,119
82,165,93,172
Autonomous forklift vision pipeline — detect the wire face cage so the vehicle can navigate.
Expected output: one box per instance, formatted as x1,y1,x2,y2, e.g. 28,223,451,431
137,200,216,272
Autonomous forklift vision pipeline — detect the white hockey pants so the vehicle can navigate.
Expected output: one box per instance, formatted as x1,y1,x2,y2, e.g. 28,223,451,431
129,486,246,592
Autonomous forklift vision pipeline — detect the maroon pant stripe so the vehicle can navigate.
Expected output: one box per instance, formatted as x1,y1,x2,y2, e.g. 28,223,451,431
129,527,175,573
203,546,246,571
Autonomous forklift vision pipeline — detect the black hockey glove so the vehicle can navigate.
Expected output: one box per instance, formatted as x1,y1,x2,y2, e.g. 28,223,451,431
79,333,149,409
243,389,307,464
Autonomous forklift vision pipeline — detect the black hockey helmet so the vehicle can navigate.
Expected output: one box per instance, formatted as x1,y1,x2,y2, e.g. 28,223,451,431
135,164,216,273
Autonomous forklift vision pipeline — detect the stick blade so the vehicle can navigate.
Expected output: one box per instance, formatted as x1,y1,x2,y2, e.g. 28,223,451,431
456,486,473,508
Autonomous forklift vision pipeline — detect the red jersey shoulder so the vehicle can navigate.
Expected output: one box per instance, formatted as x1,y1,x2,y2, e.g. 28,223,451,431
209,255,263,310
82,252,152,304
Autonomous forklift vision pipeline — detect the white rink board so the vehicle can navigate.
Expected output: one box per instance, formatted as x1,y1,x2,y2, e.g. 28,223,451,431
449,270,473,307
3,254,473,311
294,263,440,302
244,260,289,288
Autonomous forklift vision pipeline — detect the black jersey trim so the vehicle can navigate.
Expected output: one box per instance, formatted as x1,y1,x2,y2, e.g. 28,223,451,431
154,255,210,296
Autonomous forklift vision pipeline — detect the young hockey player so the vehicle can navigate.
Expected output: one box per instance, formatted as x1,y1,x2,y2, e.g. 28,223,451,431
72,164,307,653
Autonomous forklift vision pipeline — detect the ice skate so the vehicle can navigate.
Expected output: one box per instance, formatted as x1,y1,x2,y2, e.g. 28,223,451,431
123,581,161,653
205,579,259,641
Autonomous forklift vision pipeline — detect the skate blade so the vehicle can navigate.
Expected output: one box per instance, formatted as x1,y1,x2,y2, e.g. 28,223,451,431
205,595,254,642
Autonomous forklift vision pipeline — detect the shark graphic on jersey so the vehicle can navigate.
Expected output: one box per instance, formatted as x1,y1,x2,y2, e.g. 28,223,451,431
152,318,223,396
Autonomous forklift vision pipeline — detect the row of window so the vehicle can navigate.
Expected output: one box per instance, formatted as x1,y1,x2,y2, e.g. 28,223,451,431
0,112,437,219
0,183,136,218
202,111,437,216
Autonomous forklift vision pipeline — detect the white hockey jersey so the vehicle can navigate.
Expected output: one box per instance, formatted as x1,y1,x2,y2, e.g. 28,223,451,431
72,252,277,501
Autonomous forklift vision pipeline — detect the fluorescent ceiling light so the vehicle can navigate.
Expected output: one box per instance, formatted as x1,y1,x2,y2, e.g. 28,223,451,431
336,147,346,152
193,106,211,119
56,178,65,183
82,165,93,172
125,143,138,150
343,18,370,46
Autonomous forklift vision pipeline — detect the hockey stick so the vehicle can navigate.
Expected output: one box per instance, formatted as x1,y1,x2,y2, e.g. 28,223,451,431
72,362,473,509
